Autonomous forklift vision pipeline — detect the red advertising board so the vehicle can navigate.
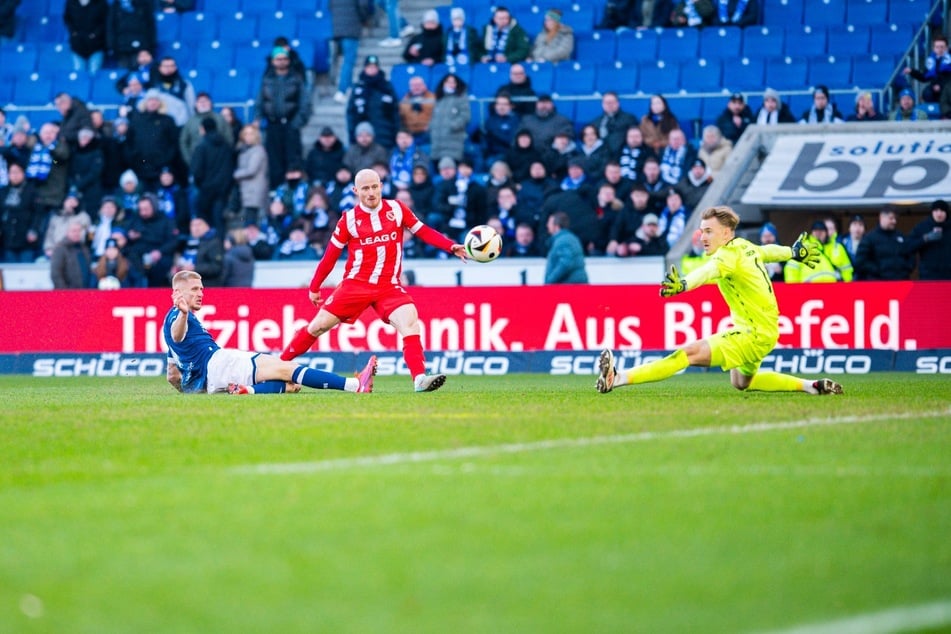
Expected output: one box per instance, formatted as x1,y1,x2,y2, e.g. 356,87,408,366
0,282,946,353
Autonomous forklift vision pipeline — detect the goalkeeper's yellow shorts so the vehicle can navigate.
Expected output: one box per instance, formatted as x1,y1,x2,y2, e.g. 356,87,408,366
708,328,777,376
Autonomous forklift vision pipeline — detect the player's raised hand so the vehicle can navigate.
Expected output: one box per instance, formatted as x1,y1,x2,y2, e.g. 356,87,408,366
660,264,687,297
790,232,821,268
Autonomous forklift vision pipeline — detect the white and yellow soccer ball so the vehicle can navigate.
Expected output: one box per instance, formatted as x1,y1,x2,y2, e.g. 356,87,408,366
463,224,503,263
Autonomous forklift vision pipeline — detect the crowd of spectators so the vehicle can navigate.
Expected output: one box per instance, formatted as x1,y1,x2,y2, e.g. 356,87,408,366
0,1,948,289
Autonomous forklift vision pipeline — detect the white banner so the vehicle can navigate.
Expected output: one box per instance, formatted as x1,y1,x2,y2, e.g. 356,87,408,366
742,132,951,206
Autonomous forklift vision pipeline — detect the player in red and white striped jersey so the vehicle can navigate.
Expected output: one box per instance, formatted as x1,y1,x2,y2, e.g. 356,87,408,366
282,169,468,392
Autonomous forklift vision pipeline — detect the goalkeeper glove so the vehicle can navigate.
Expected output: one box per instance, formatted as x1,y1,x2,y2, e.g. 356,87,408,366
660,264,687,298
790,232,821,269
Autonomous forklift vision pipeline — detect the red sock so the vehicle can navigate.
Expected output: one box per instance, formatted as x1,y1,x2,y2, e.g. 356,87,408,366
402,334,426,378
281,327,317,361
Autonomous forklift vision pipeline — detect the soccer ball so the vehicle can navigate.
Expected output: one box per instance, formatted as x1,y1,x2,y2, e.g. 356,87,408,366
464,225,503,263
98,275,121,290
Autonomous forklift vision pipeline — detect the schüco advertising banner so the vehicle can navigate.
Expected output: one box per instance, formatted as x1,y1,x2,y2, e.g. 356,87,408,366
0,283,947,354
741,132,951,206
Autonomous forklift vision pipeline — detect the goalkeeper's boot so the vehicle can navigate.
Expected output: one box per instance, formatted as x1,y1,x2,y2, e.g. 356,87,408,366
228,383,253,395
596,348,617,394
356,355,378,393
814,378,844,395
414,374,446,392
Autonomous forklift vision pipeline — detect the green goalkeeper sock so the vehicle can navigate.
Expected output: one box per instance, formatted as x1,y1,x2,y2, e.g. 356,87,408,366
747,371,808,393
619,349,689,386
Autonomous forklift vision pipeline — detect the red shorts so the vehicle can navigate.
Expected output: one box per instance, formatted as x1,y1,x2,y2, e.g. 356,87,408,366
322,279,415,324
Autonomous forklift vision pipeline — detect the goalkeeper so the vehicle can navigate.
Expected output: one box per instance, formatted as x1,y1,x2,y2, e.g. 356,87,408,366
597,205,843,395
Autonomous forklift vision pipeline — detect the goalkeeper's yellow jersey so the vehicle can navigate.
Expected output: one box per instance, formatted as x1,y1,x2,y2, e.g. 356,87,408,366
684,237,793,342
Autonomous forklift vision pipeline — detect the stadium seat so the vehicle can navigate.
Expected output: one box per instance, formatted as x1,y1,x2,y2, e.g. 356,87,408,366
193,41,236,73
803,0,847,27
787,92,814,117
615,29,659,63
165,41,197,71
390,64,433,92
470,63,510,97
89,71,122,107
0,44,37,78
279,0,318,12
525,62,554,94
851,54,900,86
620,96,651,119
869,23,915,56
656,28,699,62
431,63,472,89
519,6,545,37
700,96,727,125
211,69,253,103
20,15,67,43
13,74,55,106
637,61,681,95
721,57,766,93
784,25,828,58
552,62,597,97
563,4,597,37
763,0,803,25
18,0,50,16
679,58,724,94
764,57,809,90
571,99,601,129
258,12,300,45
176,12,219,43
886,0,933,27
845,0,889,26
808,56,855,88
672,95,703,137
54,72,93,103
698,27,742,61
217,14,260,44
595,62,637,95
575,30,615,62
826,25,871,57
37,45,77,73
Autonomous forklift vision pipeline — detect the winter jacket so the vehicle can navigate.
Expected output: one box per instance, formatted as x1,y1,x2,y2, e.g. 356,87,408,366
0,180,40,251
50,238,95,289
69,139,105,214
853,226,915,280
255,70,309,128
330,0,372,39
32,142,72,209
544,228,588,284
222,243,255,287
180,111,232,167
590,109,638,155
65,0,108,59
403,24,445,64
430,91,471,162
481,20,531,63
399,90,436,136
0,0,20,39
127,109,178,182
347,71,400,149
531,24,574,63
233,143,269,211
107,0,156,57
905,216,951,280
519,108,574,148
305,138,345,186
192,130,235,196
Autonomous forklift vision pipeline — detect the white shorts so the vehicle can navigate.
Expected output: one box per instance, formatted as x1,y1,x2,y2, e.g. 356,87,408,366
205,349,261,393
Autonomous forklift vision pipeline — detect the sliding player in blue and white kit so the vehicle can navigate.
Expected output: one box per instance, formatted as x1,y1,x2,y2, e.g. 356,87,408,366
597,205,844,396
164,270,376,394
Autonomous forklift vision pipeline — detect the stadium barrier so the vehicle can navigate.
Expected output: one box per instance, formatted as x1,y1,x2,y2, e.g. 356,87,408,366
0,282,947,376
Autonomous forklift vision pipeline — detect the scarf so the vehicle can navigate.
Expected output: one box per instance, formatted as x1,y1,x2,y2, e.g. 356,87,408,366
489,25,510,58
718,0,749,22
157,186,179,220
446,29,469,65
683,0,703,26
923,51,951,79
119,0,134,12
660,145,687,184
26,142,55,181
757,108,778,125
91,220,113,256
806,104,835,124
0,154,7,187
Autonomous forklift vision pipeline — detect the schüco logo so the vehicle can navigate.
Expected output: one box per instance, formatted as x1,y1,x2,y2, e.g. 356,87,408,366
33,356,165,377
549,352,668,375
916,356,951,374
761,350,872,374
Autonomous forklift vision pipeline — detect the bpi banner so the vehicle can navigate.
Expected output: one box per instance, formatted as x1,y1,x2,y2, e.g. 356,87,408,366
0,282,947,353
741,132,951,206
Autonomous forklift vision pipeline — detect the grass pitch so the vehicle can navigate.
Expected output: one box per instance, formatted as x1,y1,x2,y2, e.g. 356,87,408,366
1,373,950,634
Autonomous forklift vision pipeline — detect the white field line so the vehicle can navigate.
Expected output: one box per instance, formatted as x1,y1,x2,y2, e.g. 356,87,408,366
230,408,951,476
753,598,951,634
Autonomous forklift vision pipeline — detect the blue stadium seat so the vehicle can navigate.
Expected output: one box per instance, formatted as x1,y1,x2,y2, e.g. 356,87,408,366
470,63,510,97
851,54,900,86
165,41,197,71
390,64,433,92
620,96,651,119
525,62,554,94
808,56,855,88
679,58,724,93
803,0,847,27
595,62,637,95
722,57,766,92
19,0,50,16
279,0,318,11
186,68,213,94
765,57,809,90
826,25,871,57
787,93,814,118
563,4,597,37
54,72,93,103
741,26,785,59
637,61,681,95
519,6,545,37
672,95,703,137
845,0,889,26
431,64,472,90
615,28,659,63
552,61,597,96
193,41,236,73
89,72,122,107
698,26,742,61
572,99,602,130
575,30,615,62
37,45,77,73
869,23,915,56
13,74,55,106
0,44,37,78
258,12,300,45
155,13,183,48
217,14,260,43
886,0,933,27
176,13,219,43
298,12,332,71
656,28,699,62
763,0,803,25
20,14,67,43
211,69,253,103
784,25,828,57
700,96,727,124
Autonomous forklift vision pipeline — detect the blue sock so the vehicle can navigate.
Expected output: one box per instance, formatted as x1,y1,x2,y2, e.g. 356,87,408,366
251,380,286,394
291,366,346,391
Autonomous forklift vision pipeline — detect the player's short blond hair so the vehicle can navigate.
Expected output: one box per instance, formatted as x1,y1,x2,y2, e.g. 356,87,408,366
172,270,202,288
701,205,740,230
